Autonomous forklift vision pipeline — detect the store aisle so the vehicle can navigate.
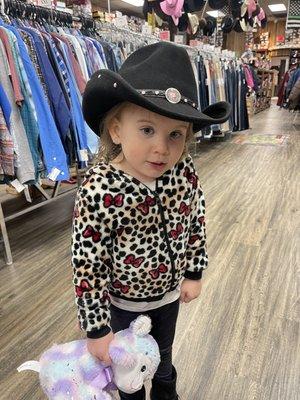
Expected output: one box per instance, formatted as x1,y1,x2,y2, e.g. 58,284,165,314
0,105,299,400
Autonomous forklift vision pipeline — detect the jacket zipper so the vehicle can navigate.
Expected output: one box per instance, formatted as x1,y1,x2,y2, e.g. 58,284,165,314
132,179,176,291
152,185,176,291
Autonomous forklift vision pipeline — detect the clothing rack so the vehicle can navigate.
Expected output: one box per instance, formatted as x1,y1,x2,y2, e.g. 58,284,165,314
0,3,93,265
1,0,92,25
95,21,159,44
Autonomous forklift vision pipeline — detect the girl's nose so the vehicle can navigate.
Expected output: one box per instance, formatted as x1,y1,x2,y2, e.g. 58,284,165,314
154,137,169,155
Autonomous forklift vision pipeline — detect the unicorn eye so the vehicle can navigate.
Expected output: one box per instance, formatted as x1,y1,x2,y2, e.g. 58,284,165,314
141,365,147,372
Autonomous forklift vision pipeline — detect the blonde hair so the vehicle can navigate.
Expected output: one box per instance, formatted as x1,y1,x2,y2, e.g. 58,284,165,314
95,102,194,164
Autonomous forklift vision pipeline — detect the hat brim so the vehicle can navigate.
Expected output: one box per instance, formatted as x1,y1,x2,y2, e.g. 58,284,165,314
83,69,232,134
222,15,234,33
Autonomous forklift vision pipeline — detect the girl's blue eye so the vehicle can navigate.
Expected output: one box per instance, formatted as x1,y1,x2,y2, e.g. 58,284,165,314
170,131,183,140
141,127,154,136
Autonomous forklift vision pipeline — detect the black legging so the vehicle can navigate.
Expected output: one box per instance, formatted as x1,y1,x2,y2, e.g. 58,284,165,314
110,299,180,399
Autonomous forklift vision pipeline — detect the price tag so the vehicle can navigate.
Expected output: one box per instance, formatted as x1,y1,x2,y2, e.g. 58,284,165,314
79,149,89,162
159,31,170,41
24,185,32,203
174,34,184,45
39,0,52,8
10,179,25,193
48,167,61,181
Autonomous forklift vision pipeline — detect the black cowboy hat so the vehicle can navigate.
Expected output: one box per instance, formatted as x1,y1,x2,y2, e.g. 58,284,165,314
230,0,243,18
183,0,205,13
198,17,207,29
233,18,244,32
178,12,189,31
208,0,226,9
203,17,216,36
221,15,235,33
83,42,231,135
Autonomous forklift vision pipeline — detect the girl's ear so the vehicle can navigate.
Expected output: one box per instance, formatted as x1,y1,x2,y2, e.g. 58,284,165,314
108,117,121,145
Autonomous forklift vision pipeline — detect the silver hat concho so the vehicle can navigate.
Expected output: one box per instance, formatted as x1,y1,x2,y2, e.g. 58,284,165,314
165,88,181,104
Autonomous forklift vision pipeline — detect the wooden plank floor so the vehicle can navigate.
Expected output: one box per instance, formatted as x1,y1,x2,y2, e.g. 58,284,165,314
0,104,299,400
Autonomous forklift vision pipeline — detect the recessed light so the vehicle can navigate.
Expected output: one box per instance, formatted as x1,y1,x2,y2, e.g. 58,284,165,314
268,4,287,12
122,0,144,6
206,10,225,18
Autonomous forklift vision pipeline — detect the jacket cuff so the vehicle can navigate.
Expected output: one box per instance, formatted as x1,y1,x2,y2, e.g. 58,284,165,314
184,269,203,280
86,325,111,339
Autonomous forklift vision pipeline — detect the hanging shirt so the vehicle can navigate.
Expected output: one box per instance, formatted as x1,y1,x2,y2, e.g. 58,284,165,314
0,84,12,129
92,39,108,69
64,34,90,80
0,39,35,183
3,24,69,181
0,106,14,178
21,27,71,144
5,28,40,178
51,33,86,95
21,30,50,103
0,28,24,105
58,39,88,162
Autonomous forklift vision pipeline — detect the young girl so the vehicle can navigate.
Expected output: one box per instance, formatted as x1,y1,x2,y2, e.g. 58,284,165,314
72,42,230,400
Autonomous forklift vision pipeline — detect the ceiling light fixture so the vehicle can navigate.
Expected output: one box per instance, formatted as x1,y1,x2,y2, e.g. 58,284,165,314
122,0,144,6
206,10,225,18
268,4,287,12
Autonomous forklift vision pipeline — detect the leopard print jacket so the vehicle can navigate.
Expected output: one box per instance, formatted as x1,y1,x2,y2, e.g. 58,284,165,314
72,155,208,338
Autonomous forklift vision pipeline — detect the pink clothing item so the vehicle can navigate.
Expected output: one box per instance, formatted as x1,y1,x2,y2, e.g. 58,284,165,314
160,0,184,25
247,0,256,18
257,7,265,21
51,33,86,94
0,28,24,105
241,0,256,18
255,7,265,27
243,65,254,89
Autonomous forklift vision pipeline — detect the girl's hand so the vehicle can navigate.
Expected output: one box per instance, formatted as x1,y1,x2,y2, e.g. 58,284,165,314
87,331,114,365
180,279,202,303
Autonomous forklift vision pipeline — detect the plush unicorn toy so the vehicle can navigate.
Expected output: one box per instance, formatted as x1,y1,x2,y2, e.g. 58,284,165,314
17,316,160,399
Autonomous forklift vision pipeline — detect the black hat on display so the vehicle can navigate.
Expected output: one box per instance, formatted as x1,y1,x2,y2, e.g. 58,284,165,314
178,12,189,30
233,18,244,32
83,42,231,134
208,0,226,10
198,17,207,29
248,16,254,27
240,16,250,32
221,15,235,33
203,17,216,36
230,0,244,18
183,0,205,13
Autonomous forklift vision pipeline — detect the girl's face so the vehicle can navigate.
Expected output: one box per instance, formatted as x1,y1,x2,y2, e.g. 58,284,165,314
109,104,189,183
